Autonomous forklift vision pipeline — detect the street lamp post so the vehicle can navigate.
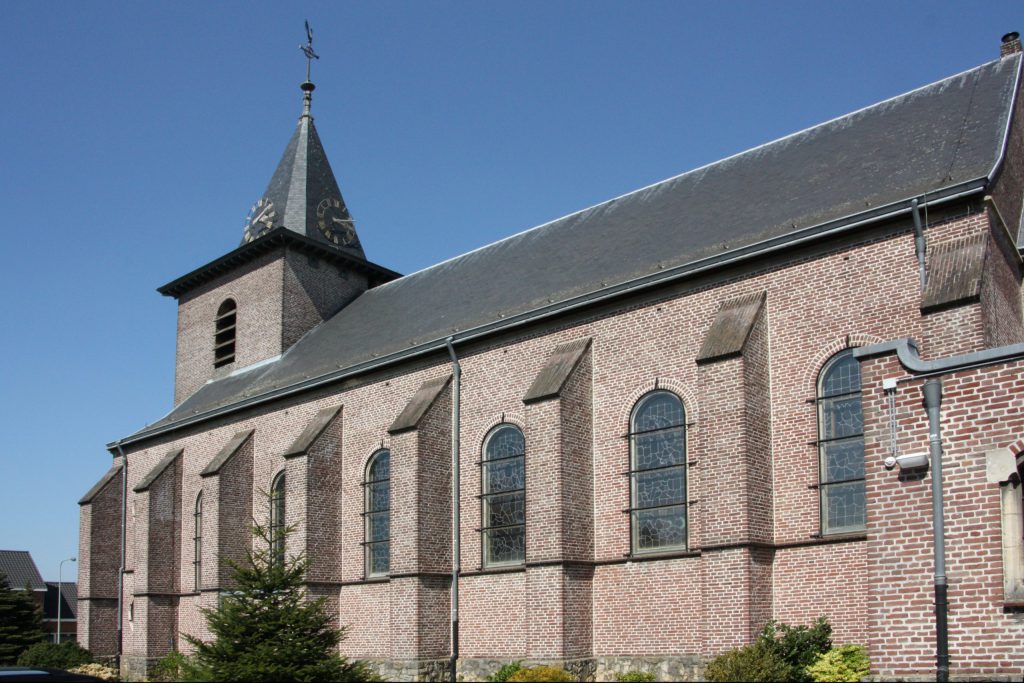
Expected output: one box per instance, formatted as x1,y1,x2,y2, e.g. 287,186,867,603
58,557,76,644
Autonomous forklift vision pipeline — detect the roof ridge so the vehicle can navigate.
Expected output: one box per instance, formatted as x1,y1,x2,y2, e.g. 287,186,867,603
378,57,1008,287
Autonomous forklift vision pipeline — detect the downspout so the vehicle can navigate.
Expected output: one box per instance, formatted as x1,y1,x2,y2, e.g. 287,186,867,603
912,198,927,288
922,380,949,683
855,339,1024,682
445,338,461,683
114,441,128,671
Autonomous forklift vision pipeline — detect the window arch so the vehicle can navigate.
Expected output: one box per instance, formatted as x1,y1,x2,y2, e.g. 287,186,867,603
481,424,525,566
629,391,687,553
269,471,286,565
193,492,203,591
816,349,866,534
364,449,390,577
214,299,237,368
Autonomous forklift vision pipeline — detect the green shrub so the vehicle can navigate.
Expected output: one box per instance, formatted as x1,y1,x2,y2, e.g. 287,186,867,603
616,671,656,682
489,661,524,682
760,617,832,682
507,665,574,682
183,517,379,682
16,641,94,670
805,645,870,682
150,650,207,682
0,573,47,664
705,618,835,683
704,642,792,682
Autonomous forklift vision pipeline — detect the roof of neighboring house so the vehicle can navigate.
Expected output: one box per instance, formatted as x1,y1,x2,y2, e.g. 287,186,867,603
0,551,46,591
121,53,1023,445
43,582,77,621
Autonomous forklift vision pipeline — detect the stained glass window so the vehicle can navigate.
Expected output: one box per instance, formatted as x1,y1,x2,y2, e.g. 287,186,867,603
194,492,202,591
482,425,525,566
629,391,687,553
364,449,390,577
818,349,866,533
269,471,286,566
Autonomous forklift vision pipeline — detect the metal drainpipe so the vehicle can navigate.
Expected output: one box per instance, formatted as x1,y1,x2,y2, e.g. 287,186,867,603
114,442,128,670
912,198,927,288
922,379,949,682
445,337,461,683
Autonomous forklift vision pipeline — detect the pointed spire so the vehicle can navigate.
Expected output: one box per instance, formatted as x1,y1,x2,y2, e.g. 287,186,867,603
240,24,365,259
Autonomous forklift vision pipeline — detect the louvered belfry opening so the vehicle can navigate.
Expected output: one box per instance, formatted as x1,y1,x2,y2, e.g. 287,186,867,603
214,299,237,368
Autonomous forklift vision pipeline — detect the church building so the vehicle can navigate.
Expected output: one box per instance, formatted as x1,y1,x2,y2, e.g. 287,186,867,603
79,33,1024,681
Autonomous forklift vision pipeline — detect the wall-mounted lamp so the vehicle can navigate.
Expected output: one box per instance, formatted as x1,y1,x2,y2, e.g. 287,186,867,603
885,452,929,472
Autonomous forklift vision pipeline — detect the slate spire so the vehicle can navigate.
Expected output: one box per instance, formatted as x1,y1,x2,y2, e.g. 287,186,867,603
241,55,364,259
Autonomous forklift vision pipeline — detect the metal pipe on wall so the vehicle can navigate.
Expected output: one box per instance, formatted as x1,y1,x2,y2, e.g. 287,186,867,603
445,337,461,683
922,379,949,682
114,442,128,669
912,198,927,288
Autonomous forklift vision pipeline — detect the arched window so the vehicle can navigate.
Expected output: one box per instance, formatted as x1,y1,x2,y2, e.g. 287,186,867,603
269,471,286,565
629,391,687,553
817,349,866,534
193,492,203,591
214,299,237,368
364,450,390,577
481,425,525,566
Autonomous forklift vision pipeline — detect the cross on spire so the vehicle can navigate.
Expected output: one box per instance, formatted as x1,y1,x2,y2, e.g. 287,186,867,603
300,20,320,117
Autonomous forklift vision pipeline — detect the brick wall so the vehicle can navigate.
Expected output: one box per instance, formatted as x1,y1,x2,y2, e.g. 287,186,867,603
77,460,122,657
82,199,1024,679
174,246,367,405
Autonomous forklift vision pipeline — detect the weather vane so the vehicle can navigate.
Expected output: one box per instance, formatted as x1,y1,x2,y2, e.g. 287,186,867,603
300,20,320,83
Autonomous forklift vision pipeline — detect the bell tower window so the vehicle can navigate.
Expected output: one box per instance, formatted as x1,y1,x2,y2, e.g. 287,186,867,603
214,299,237,368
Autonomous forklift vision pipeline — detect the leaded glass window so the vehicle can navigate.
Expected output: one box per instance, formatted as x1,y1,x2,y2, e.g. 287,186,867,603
364,450,390,577
269,471,285,566
817,349,866,534
629,391,686,553
193,492,202,591
482,425,525,566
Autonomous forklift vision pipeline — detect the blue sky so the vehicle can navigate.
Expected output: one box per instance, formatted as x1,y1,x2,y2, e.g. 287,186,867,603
0,1,1019,582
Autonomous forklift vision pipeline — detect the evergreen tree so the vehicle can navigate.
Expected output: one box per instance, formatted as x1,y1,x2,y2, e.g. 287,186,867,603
184,521,376,682
0,572,47,665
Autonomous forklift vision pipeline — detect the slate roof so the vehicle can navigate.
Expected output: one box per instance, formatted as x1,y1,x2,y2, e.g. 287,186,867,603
121,54,1022,446
248,110,365,259
0,550,46,591
44,582,77,620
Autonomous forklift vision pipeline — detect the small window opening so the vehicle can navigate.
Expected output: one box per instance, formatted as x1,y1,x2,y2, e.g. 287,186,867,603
270,472,286,567
214,299,237,368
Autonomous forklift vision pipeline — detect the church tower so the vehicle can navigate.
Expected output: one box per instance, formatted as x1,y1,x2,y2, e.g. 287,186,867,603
158,41,398,405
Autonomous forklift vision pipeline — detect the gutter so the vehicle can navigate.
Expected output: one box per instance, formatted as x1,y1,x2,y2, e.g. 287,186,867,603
111,180,988,451
852,337,1024,378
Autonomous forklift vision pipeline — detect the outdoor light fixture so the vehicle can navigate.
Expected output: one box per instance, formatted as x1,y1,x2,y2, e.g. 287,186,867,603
58,557,76,643
884,453,930,472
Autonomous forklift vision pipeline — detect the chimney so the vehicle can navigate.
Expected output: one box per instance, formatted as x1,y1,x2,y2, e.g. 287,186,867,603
1002,32,1022,57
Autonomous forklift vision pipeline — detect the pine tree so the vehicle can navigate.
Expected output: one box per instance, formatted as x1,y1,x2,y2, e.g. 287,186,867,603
184,521,376,682
0,572,47,665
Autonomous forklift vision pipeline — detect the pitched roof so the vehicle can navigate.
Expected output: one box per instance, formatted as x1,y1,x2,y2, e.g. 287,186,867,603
242,89,364,259
0,550,46,591
122,54,1022,445
43,582,77,620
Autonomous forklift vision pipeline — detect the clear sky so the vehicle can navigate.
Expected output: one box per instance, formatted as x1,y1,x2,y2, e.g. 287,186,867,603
0,1,1019,582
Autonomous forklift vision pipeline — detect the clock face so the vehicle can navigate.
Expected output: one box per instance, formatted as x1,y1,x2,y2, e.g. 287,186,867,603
316,197,357,246
243,198,277,243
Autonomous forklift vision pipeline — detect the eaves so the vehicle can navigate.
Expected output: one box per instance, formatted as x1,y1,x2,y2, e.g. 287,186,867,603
110,177,989,451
